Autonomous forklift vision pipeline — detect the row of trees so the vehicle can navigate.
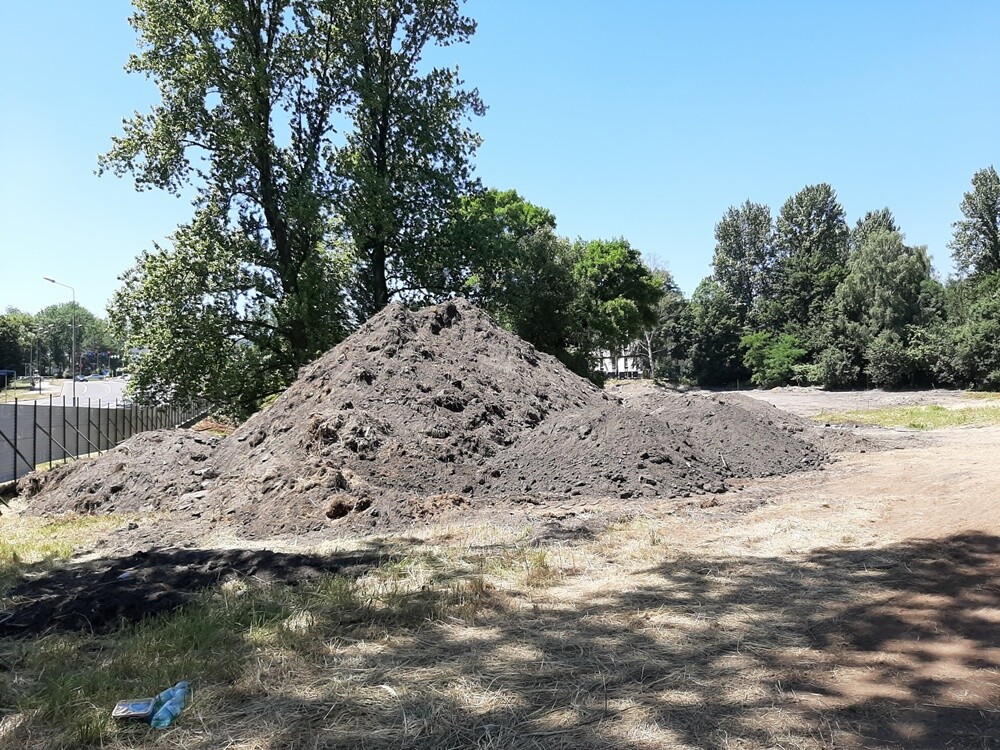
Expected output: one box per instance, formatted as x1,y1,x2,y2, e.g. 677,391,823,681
105,0,664,416
105,1,997,419
640,166,1000,391
0,303,121,378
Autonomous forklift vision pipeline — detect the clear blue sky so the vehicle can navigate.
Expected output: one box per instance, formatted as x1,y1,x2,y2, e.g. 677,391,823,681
2,1,998,317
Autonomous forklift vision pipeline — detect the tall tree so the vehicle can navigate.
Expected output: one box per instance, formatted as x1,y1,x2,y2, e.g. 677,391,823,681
688,278,746,386
634,268,691,379
851,208,899,254
570,238,663,363
444,187,557,307
711,200,774,328
0,310,31,374
333,0,485,315
834,230,938,337
769,183,849,347
35,303,103,375
949,166,1000,278
100,0,482,414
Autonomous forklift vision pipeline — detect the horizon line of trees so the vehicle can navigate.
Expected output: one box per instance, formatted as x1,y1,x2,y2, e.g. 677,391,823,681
0,302,122,379
100,1,998,420
634,166,1000,392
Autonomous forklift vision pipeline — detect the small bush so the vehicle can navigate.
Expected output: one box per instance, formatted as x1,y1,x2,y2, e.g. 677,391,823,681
865,331,911,388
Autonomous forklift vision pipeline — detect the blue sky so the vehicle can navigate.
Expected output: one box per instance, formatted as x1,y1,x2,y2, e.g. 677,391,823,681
2,1,998,317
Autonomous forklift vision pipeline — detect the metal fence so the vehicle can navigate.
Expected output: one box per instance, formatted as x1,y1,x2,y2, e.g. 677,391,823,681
0,397,207,485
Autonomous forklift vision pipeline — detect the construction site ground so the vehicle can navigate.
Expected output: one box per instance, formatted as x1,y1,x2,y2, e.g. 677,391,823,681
1,385,998,748
3,301,999,749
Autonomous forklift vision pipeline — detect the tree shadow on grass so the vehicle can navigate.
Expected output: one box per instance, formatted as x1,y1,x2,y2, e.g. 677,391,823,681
0,547,391,637
4,534,999,749
172,533,1000,750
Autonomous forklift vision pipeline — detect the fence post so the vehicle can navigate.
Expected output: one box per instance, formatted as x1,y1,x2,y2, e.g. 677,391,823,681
13,397,18,478
48,395,53,468
32,399,38,471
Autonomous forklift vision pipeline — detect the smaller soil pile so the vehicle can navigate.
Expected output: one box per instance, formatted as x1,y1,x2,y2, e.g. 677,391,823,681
17,430,219,514
20,300,845,539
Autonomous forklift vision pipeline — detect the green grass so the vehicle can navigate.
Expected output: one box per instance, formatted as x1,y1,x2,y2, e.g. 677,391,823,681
815,403,1000,430
0,515,121,592
0,381,51,402
0,552,497,748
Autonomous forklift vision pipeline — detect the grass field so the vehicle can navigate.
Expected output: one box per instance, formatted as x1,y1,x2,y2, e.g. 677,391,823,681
0,381,52,403
816,402,1000,429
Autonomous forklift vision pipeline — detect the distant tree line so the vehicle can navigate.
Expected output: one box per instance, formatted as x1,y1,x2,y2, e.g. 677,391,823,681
669,166,1000,391
0,303,121,378
102,1,997,419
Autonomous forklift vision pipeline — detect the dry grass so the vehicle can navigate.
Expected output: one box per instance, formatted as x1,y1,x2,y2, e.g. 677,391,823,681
191,417,237,437
2,492,999,748
0,513,121,592
816,402,1000,429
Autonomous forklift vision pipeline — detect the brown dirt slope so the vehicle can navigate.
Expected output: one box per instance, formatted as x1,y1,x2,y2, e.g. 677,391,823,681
20,300,838,538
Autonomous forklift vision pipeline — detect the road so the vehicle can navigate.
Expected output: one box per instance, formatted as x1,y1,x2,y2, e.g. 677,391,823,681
57,378,128,404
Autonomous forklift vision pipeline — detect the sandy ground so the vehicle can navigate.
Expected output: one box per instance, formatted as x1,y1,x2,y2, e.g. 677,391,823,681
722,385,991,417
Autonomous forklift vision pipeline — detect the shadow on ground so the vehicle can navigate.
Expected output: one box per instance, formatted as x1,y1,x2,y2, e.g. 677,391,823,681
0,547,389,637
184,533,1000,750
5,534,1000,749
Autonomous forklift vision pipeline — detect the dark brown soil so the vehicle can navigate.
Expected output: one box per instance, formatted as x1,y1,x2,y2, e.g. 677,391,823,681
0,548,383,637
19,300,856,539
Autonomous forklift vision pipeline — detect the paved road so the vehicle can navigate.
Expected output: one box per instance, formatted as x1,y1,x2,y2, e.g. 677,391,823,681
57,379,128,404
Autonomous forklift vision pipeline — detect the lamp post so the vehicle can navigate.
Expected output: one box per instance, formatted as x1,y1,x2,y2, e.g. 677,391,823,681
43,277,76,401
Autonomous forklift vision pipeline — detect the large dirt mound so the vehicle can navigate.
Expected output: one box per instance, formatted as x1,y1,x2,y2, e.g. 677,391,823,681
21,300,840,538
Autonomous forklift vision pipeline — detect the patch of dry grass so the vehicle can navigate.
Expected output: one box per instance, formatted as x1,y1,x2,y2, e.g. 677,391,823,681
0,513,121,592
816,402,1000,429
2,507,999,749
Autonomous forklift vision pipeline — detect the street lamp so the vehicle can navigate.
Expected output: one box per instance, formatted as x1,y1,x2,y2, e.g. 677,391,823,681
43,277,76,401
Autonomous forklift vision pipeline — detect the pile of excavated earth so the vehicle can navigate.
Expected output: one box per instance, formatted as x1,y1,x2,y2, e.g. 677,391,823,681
18,299,858,539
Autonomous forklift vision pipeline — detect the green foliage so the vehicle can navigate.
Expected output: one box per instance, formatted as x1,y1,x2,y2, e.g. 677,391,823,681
864,330,912,388
0,312,27,373
711,200,774,328
101,0,483,416
949,165,1000,278
688,279,746,385
917,274,1000,388
834,231,937,336
571,238,663,360
769,183,849,347
851,208,899,253
110,213,351,417
449,188,566,345
634,268,691,380
817,345,861,389
333,0,485,314
740,332,806,388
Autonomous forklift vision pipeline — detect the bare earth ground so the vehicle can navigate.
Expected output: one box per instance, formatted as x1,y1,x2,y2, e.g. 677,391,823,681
2,388,1000,748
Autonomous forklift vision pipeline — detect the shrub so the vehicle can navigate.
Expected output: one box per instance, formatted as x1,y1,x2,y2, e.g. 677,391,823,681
865,330,911,388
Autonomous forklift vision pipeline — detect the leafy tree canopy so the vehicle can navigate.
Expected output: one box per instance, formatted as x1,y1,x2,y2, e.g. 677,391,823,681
949,166,1000,278
851,208,899,254
770,183,849,345
571,238,662,358
101,0,483,415
711,200,774,328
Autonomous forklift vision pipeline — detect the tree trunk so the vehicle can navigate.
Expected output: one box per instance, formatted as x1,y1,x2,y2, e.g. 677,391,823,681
372,241,389,311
